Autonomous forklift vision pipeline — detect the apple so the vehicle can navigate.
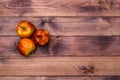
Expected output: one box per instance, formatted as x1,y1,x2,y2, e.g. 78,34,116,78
33,29,50,46
17,38,36,56
16,21,35,38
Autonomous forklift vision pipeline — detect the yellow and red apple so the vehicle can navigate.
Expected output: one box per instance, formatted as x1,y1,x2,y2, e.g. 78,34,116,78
33,29,50,46
17,38,36,56
16,21,35,38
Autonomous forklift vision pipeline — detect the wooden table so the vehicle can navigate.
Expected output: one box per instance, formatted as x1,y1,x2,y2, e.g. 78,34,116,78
0,0,120,80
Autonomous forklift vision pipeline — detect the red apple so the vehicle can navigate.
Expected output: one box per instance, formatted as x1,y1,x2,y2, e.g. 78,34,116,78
17,38,36,56
16,21,35,38
33,29,50,46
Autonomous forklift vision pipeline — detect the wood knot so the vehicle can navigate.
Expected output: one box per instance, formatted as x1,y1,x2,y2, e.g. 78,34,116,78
77,65,95,74
99,0,113,10
40,17,54,24
39,19,48,28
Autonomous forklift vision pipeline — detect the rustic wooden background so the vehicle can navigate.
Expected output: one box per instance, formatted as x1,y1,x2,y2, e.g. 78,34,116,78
0,0,120,80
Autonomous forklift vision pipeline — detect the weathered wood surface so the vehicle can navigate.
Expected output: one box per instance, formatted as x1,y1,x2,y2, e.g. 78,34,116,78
0,17,120,36
0,76,120,80
0,0,120,78
1,36,120,57
0,0,120,17
0,57,120,76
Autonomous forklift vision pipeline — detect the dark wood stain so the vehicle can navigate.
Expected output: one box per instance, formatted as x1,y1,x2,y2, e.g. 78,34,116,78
37,18,63,32
76,4,101,12
47,18,63,33
76,0,113,12
102,17,112,24
9,0,31,7
55,45,67,55
52,41,64,55
104,76,120,80
33,44,49,56
0,56,8,64
101,17,113,27
25,77,36,80
45,77,57,80
0,50,4,57
0,27,2,33
12,42,19,54
38,19,47,29
49,37,67,55
91,36,115,51
41,43,50,54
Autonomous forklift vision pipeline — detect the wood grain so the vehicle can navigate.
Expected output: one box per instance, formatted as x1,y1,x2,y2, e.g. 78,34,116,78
0,0,120,17
0,57,120,76
0,0,120,78
1,36,120,57
0,17,120,36
0,76,120,80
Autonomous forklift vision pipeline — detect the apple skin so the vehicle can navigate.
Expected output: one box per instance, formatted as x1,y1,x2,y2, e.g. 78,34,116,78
16,21,35,38
17,38,36,56
33,29,50,46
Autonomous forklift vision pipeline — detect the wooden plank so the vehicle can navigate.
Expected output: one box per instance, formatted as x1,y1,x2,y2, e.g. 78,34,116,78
0,76,120,80
0,17,120,36
0,0,120,17
0,77,46,80
0,56,120,76
1,36,120,57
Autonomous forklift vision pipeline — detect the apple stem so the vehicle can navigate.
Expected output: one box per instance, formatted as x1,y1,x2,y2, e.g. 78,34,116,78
21,26,27,31
37,35,42,39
